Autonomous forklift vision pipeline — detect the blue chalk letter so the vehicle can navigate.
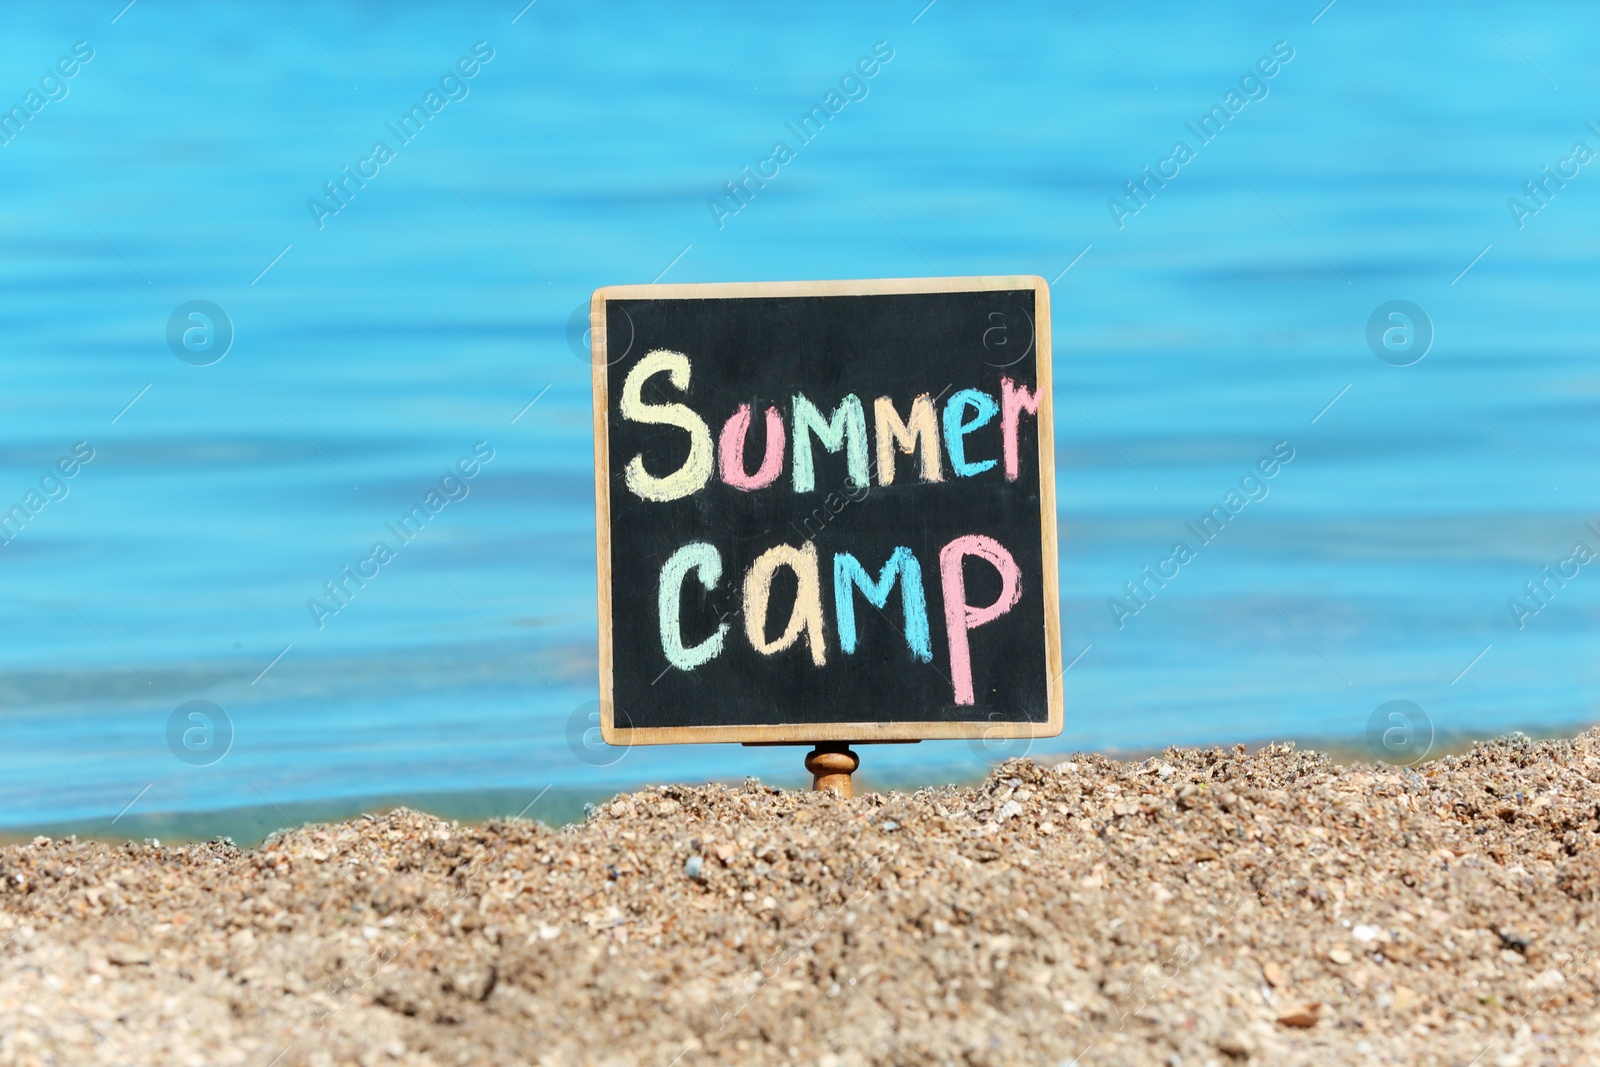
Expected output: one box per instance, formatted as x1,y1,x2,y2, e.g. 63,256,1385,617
943,388,999,477
832,547,932,663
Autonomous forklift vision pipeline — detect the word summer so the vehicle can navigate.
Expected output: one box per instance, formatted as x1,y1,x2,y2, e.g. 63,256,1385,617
618,349,1041,502
620,349,1044,706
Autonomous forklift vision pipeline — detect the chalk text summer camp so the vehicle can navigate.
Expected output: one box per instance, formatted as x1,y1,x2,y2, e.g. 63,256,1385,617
618,349,1043,706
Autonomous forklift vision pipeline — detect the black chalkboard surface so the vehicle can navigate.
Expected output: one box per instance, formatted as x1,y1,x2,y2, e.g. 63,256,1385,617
591,277,1062,746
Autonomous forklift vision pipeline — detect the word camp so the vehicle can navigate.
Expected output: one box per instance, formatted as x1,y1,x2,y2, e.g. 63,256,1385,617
618,348,1042,706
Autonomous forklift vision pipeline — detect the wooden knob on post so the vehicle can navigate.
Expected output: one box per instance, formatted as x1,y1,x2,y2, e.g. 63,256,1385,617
805,744,859,798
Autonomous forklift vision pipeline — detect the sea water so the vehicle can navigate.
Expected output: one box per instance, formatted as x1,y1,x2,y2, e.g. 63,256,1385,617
1,1,1597,831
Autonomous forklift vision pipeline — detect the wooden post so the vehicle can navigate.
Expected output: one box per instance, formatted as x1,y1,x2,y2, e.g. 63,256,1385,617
805,743,859,797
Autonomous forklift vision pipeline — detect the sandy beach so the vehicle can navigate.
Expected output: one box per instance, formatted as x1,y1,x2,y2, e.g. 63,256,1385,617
5,732,1600,1066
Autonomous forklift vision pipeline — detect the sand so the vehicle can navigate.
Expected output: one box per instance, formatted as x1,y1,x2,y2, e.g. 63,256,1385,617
5,732,1600,1066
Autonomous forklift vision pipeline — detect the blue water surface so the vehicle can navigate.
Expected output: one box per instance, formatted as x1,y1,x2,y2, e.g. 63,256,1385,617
2,1,1598,830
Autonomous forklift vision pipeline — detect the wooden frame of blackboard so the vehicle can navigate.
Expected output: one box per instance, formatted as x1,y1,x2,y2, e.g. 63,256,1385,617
590,275,1063,746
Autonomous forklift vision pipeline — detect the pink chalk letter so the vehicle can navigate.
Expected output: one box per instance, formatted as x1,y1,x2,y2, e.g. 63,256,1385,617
718,404,785,491
938,534,1022,705
1001,377,1041,482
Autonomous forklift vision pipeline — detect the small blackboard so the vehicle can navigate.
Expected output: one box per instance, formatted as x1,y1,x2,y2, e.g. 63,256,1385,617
590,276,1062,746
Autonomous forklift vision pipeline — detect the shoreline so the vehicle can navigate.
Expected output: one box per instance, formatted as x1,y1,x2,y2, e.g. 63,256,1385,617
7,730,1600,1064
4,722,1586,849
